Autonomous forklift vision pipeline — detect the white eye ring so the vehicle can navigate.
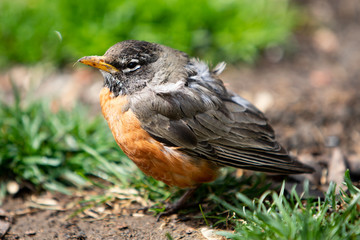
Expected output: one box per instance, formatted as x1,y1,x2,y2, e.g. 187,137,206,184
123,59,141,73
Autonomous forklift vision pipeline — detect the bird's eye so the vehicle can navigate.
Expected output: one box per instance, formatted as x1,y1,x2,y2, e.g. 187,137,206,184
123,59,140,73
127,62,138,69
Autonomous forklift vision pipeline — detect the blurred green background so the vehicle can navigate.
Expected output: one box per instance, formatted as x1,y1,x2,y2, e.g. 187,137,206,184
0,0,300,68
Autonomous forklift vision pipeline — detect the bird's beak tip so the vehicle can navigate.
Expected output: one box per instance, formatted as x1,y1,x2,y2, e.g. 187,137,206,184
77,56,97,64
77,55,118,73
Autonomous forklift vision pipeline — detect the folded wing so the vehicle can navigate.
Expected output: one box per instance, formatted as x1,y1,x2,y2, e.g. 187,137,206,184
129,60,314,174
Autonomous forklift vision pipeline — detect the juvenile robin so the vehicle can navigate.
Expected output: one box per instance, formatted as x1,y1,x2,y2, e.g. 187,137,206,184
78,40,313,215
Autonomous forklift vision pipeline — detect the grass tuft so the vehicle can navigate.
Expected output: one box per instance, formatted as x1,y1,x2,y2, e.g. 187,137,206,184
211,170,360,239
0,84,134,196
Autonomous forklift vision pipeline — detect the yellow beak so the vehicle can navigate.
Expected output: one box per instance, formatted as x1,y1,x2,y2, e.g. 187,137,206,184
78,56,119,73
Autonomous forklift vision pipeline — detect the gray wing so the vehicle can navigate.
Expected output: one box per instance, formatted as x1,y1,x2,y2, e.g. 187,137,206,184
129,61,313,174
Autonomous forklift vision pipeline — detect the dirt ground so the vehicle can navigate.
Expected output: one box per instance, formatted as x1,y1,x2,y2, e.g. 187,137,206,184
1,0,360,239
1,194,207,240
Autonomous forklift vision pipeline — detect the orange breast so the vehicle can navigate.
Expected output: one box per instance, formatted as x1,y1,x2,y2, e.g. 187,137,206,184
99,88,218,188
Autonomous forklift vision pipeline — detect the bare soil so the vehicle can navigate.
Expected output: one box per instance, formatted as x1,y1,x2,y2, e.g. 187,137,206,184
1,194,206,240
1,0,360,239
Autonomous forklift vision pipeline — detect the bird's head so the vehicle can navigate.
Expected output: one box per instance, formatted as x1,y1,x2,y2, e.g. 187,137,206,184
78,40,188,96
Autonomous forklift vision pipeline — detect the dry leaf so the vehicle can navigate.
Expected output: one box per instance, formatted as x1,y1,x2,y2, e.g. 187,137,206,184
201,227,226,240
0,220,10,238
328,148,346,192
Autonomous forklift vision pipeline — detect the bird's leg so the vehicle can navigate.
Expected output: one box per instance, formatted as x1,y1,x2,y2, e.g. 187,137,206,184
156,187,199,221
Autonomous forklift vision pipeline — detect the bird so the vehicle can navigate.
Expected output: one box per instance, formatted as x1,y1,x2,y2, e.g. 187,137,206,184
78,40,314,217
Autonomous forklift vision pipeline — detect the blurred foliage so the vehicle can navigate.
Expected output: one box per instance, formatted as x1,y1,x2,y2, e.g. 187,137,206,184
0,84,135,195
0,0,300,67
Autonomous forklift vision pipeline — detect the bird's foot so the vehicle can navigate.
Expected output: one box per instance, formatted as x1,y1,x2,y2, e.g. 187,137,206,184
138,188,199,221
156,188,198,221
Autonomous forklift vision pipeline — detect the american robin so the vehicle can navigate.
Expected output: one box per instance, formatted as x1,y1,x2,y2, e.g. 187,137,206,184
78,40,313,215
